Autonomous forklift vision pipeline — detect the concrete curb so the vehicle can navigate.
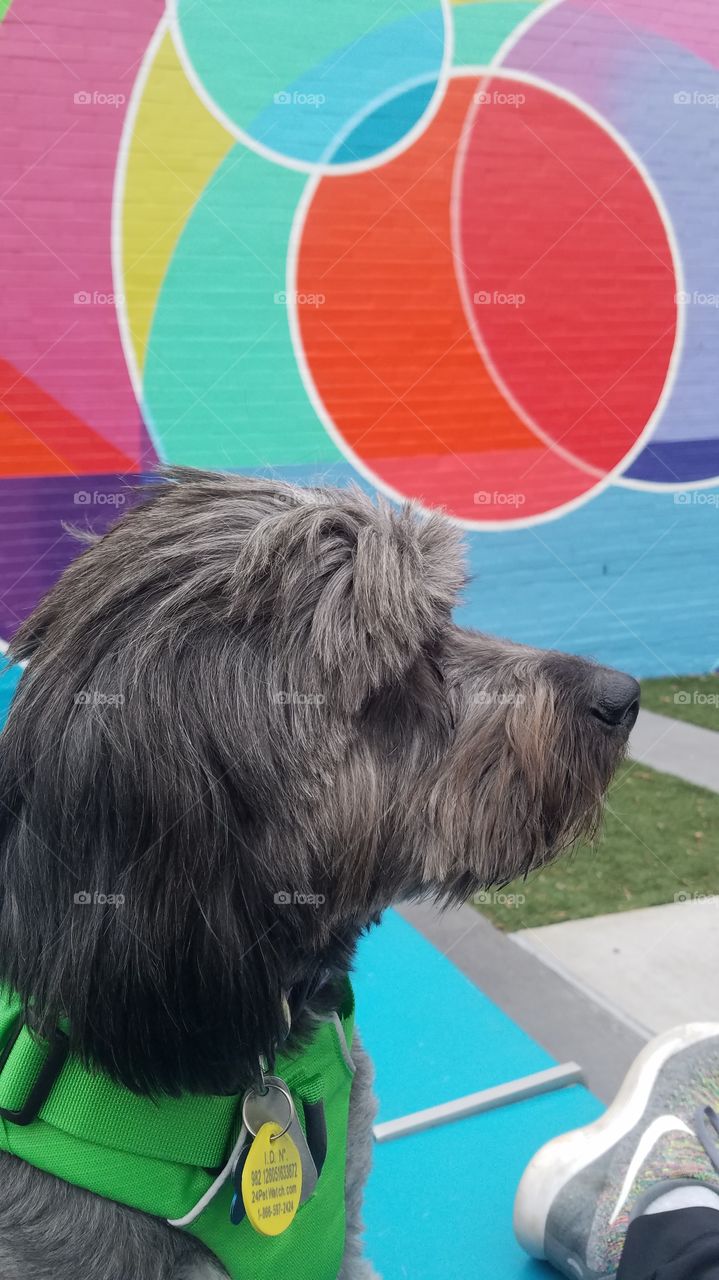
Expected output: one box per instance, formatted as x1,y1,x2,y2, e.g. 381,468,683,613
398,901,648,1104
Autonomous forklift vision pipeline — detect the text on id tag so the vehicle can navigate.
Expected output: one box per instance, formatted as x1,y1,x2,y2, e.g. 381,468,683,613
241,1122,302,1236
242,1075,319,1204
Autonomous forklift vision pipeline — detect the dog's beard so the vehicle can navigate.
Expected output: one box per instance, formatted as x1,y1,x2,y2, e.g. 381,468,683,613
409,667,627,898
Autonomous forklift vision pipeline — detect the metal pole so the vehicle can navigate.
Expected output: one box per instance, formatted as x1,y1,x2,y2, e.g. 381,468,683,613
373,1061,585,1143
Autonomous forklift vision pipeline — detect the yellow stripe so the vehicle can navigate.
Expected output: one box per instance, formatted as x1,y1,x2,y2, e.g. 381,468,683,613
120,30,234,374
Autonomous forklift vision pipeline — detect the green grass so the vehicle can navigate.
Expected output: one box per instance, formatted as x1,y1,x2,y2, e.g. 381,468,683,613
473,761,719,931
640,674,719,731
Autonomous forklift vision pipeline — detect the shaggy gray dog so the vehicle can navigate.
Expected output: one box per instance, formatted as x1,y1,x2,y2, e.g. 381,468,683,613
0,468,639,1279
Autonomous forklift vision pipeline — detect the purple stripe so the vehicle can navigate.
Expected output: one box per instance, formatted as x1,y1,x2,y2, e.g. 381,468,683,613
0,474,148,638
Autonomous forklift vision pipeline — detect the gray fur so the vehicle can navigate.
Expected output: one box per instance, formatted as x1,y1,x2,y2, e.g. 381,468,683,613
339,1029,381,1280
0,1150,224,1280
0,467,634,1277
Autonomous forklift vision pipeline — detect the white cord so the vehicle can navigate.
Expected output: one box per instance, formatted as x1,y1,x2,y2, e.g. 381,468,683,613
167,1123,248,1228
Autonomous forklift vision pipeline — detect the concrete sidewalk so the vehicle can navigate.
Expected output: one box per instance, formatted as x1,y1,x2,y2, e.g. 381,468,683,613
514,898,719,1035
629,707,719,794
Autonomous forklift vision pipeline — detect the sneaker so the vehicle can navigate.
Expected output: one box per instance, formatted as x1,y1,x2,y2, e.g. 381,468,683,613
514,1023,719,1279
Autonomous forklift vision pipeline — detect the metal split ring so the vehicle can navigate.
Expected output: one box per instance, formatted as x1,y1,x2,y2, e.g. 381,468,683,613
242,1078,294,1142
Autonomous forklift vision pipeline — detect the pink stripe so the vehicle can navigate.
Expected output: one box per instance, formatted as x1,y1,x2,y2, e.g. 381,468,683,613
556,0,719,72
0,0,163,462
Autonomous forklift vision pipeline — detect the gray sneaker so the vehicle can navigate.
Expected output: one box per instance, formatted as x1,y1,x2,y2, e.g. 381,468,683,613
514,1024,719,1278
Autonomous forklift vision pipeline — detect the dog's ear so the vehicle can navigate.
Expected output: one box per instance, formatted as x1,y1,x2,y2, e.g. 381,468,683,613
237,488,466,708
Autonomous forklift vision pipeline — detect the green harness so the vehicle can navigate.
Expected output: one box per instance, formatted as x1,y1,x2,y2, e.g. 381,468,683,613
0,985,356,1279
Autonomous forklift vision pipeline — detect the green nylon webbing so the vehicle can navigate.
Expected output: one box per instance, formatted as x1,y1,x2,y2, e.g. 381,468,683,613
0,987,244,1222
0,986,353,1168
0,986,356,1280
0,1022,241,1165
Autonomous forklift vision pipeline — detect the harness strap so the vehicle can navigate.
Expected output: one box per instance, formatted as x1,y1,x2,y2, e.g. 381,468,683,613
0,995,242,1167
0,983,354,1200
0,985,356,1280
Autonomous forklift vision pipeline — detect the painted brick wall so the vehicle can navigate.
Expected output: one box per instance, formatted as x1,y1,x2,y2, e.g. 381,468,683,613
0,0,718,702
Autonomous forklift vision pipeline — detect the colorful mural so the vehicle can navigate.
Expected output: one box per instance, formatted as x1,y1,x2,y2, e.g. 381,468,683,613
0,0,718,690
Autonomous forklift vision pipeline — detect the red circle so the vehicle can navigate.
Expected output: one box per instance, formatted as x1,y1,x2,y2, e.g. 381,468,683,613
297,75,676,521
458,77,676,474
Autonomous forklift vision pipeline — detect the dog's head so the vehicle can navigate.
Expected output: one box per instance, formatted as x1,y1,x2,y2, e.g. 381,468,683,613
0,468,637,1093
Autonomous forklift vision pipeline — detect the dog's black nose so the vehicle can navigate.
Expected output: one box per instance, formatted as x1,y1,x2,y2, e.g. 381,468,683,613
590,669,640,730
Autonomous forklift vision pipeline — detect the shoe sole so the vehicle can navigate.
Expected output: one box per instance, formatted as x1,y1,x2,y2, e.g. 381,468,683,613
513,1022,719,1260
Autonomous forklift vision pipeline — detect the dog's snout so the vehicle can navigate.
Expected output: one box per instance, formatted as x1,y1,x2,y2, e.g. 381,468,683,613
590,668,640,731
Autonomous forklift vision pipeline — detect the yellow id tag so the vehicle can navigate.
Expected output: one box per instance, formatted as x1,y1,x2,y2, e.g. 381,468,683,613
241,1121,303,1236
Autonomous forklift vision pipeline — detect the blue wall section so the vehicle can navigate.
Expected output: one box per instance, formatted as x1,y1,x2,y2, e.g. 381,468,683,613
227,464,719,678
0,663,21,727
